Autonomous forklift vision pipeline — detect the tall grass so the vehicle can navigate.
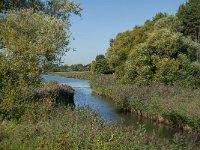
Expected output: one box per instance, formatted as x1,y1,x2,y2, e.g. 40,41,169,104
35,81,74,107
90,74,200,132
1,106,199,150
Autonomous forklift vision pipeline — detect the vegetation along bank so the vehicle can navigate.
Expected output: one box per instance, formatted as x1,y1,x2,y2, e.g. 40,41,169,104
90,74,200,132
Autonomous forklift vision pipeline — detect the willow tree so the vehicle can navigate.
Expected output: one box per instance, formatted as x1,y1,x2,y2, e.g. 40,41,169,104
0,0,81,82
0,1,81,118
0,9,69,83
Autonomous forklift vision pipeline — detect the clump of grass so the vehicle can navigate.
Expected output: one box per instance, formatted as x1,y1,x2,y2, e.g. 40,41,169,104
90,74,200,132
35,81,74,107
48,71,92,80
1,106,199,150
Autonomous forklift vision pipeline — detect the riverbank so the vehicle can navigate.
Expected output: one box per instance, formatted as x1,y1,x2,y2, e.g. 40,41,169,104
48,71,92,80
90,74,200,132
1,106,199,149
2,75,199,149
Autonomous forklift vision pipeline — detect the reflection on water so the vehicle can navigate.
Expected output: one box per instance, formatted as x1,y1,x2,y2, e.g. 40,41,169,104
43,75,180,139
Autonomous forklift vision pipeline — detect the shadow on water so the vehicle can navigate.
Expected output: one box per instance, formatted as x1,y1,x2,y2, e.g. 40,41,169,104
43,75,181,139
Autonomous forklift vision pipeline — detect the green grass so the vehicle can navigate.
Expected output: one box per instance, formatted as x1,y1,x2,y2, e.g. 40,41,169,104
48,71,92,80
1,78,200,149
90,74,200,132
1,106,199,150
35,81,75,107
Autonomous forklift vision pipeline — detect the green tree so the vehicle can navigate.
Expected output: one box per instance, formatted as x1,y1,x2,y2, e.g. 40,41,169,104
177,0,200,39
0,2,81,118
0,0,44,12
0,0,82,18
106,19,155,71
0,9,68,83
91,55,111,74
122,28,198,86
107,14,199,87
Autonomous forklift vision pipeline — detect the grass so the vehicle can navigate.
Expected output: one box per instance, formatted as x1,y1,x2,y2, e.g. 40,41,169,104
90,74,200,132
35,81,75,107
1,106,200,150
48,71,92,80
1,78,200,149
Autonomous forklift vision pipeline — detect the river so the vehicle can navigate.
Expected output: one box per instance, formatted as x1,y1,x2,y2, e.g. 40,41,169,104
43,75,180,139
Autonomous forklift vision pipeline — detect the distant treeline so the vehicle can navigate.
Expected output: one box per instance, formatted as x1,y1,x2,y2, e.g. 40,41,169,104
47,63,91,72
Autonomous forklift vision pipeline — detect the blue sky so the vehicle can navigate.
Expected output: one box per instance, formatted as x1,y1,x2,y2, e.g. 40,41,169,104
63,0,186,65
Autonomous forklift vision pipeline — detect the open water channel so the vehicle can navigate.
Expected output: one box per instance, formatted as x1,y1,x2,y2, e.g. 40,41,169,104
43,75,181,139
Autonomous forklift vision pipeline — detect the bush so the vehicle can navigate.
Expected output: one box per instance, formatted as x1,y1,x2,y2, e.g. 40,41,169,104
0,78,36,120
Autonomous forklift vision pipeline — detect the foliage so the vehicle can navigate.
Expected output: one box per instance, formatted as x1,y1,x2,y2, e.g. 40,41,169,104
0,0,82,19
106,13,199,87
35,81,74,107
0,9,67,83
0,78,36,120
0,0,81,119
46,63,91,72
0,0,44,12
106,19,155,70
0,79,74,119
91,54,112,74
177,0,200,39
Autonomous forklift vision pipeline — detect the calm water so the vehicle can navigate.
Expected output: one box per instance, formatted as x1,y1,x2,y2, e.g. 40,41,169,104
43,75,180,139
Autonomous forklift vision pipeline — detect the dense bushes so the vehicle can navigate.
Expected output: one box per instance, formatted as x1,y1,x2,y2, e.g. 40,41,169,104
0,78,36,120
105,13,200,87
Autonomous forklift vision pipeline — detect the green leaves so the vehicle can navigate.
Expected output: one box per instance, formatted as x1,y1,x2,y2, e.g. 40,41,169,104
0,9,68,81
0,1,81,119
177,0,200,39
91,55,112,74
106,13,199,87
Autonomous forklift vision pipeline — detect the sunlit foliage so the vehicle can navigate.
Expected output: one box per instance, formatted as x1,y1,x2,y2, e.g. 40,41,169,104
106,13,199,87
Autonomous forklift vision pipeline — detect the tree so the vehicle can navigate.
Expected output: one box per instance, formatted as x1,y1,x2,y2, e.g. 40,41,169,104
106,19,155,71
105,14,199,87
0,0,81,118
177,0,200,39
0,0,44,12
0,9,69,83
0,0,82,18
177,0,200,62
91,55,112,74
122,28,198,86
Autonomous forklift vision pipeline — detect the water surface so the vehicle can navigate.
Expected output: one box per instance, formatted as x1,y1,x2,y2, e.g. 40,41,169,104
43,75,180,139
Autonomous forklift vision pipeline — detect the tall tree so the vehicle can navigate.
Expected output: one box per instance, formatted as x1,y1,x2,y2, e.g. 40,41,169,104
0,9,68,83
177,0,200,39
0,0,82,22
91,55,111,74
0,0,44,12
177,0,200,62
